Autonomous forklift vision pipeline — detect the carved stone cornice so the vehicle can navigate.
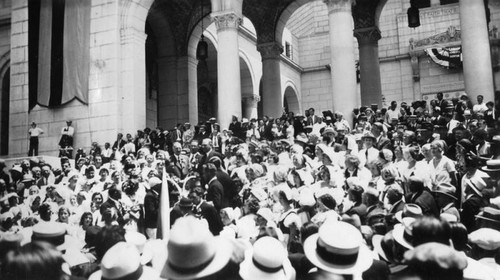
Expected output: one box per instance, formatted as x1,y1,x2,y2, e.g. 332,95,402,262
324,0,355,13
354,26,381,44
243,94,260,107
211,12,242,31
257,42,283,60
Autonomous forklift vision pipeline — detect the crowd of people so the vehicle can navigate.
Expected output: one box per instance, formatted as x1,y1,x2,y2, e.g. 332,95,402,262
1,91,500,280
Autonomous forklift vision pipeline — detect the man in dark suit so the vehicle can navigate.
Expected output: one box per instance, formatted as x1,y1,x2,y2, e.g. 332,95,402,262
209,157,238,207
170,142,189,179
189,186,223,235
100,187,127,225
198,138,224,173
228,115,243,140
406,177,439,218
144,178,161,239
371,122,392,150
306,108,320,125
112,133,126,151
202,163,226,211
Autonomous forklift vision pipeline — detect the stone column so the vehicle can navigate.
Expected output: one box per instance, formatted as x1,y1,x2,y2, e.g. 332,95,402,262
212,11,242,130
243,94,260,120
354,27,382,107
325,0,358,125
120,28,147,135
257,42,283,119
460,0,495,102
187,56,199,126
157,56,178,129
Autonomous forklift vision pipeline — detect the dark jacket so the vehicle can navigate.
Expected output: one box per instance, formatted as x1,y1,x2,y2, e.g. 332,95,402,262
216,170,238,207
406,190,439,218
206,178,226,211
144,186,160,228
194,201,223,235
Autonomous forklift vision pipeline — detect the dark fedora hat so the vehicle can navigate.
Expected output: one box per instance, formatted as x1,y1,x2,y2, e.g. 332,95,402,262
178,197,193,208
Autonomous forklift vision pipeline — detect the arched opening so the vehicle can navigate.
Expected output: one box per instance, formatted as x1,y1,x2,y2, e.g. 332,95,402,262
197,28,217,125
198,86,216,123
0,68,9,155
284,85,300,115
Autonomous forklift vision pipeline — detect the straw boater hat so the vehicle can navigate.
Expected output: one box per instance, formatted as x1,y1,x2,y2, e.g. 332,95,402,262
395,204,423,224
431,181,458,200
463,176,488,197
239,236,295,280
161,216,233,280
361,131,376,141
322,127,337,137
303,221,373,275
392,218,415,250
475,206,500,231
481,159,500,173
468,228,500,251
89,242,159,280
30,222,88,267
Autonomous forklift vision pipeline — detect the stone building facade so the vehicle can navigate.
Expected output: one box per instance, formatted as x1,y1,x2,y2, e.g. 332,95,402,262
0,0,497,157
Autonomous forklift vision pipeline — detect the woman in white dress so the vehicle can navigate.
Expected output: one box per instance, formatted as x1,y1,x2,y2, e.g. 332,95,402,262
429,140,457,189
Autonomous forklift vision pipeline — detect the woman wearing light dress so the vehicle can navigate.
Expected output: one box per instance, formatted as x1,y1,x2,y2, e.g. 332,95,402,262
429,140,457,189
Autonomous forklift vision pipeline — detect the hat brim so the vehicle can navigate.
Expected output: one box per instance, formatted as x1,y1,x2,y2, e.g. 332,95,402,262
89,265,159,280
480,167,500,173
361,136,376,141
371,234,389,262
160,236,233,280
239,250,293,280
303,233,373,275
392,224,413,250
394,211,403,224
432,190,457,200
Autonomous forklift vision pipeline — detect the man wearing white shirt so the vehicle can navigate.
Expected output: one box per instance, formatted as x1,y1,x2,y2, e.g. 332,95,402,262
385,101,401,123
358,132,380,168
28,122,44,156
311,116,326,136
473,95,488,114
246,121,260,140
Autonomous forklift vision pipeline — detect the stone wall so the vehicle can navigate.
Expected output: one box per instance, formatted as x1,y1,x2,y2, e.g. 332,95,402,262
9,0,29,157
7,0,153,157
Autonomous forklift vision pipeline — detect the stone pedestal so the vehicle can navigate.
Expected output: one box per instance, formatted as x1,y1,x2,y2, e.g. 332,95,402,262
258,42,283,118
355,27,382,107
212,11,242,130
460,0,495,102
325,0,358,125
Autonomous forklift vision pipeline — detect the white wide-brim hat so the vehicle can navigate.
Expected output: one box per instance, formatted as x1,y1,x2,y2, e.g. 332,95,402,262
89,266,159,280
239,237,295,280
303,222,373,275
161,236,232,280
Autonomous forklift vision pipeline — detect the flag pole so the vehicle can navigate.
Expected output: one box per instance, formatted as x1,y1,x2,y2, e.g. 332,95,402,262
159,166,170,240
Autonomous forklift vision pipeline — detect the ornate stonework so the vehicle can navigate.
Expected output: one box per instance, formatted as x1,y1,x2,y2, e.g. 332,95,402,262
324,0,354,13
410,26,461,50
243,94,260,107
257,42,283,60
354,26,381,43
212,12,242,31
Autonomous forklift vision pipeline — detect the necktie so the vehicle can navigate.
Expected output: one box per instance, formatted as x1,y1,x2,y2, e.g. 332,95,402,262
365,149,369,159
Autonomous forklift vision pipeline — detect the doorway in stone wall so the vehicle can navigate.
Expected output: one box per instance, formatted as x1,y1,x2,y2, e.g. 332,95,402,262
284,85,300,115
198,85,215,124
0,68,9,155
